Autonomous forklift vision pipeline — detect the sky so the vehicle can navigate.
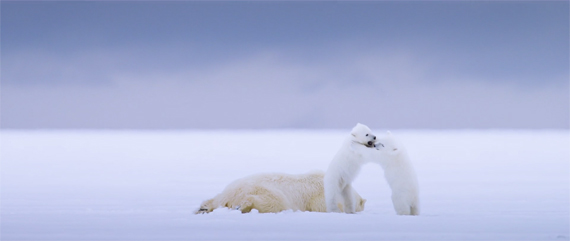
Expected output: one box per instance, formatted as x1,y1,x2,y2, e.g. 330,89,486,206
1,1,568,129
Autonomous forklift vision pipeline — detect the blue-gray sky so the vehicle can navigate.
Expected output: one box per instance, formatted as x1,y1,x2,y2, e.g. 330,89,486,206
1,1,568,129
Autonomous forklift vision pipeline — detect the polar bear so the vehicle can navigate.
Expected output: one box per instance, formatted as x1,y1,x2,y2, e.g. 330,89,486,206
324,123,377,213
195,171,366,214
373,131,420,215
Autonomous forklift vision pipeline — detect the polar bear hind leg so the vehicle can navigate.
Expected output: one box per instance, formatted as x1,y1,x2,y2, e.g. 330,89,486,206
410,204,419,216
195,198,215,214
238,187,289,213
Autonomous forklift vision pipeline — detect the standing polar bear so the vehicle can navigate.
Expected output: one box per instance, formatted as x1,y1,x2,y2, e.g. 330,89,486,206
374,132,420,215
324,123,377,213
195,171,367,214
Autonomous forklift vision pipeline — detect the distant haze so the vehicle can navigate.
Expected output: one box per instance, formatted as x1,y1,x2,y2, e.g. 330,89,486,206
1,1,568,129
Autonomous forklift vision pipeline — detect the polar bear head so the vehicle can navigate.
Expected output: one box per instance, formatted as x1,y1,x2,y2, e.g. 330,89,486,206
374,131,405,158
350,123,376,147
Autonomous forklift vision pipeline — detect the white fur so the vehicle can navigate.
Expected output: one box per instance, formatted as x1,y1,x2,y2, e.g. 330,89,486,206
324,123,377,213
373,131,420,215
196,171,366,214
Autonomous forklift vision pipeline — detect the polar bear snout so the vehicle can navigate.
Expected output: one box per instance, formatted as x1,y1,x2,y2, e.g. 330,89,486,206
374,142,384,149
365,135,376,147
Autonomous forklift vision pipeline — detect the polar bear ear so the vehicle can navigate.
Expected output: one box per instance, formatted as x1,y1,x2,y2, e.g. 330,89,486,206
351,126,359,137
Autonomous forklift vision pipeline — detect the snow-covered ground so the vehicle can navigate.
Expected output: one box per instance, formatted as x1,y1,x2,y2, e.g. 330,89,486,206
1,130,568,240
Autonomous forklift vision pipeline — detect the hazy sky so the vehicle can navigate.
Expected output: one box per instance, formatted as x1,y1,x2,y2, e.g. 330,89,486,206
2,1,568,129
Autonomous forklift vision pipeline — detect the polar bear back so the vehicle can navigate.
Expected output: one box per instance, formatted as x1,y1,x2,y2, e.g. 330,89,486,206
214,171,326,212
237,171,325,211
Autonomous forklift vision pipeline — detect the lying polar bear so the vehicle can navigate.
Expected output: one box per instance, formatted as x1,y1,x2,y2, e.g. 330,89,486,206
373,131,420,215
195,171,366,214
324,123,377,213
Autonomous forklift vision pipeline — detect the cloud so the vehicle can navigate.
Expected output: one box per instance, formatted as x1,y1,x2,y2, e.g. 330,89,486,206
2,45,568,129
2,1,568,128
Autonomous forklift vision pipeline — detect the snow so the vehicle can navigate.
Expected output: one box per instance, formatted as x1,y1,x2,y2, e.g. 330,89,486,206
1,130,568,240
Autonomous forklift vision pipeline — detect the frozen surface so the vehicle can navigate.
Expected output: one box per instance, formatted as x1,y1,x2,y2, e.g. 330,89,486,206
1,130,568,240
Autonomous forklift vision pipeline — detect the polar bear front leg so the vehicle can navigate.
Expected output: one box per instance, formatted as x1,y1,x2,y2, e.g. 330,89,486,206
324,180,342,213
341,184,356,214
391,194,412,215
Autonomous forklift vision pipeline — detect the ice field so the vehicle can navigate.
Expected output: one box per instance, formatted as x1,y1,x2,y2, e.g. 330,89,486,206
1,130,568,240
